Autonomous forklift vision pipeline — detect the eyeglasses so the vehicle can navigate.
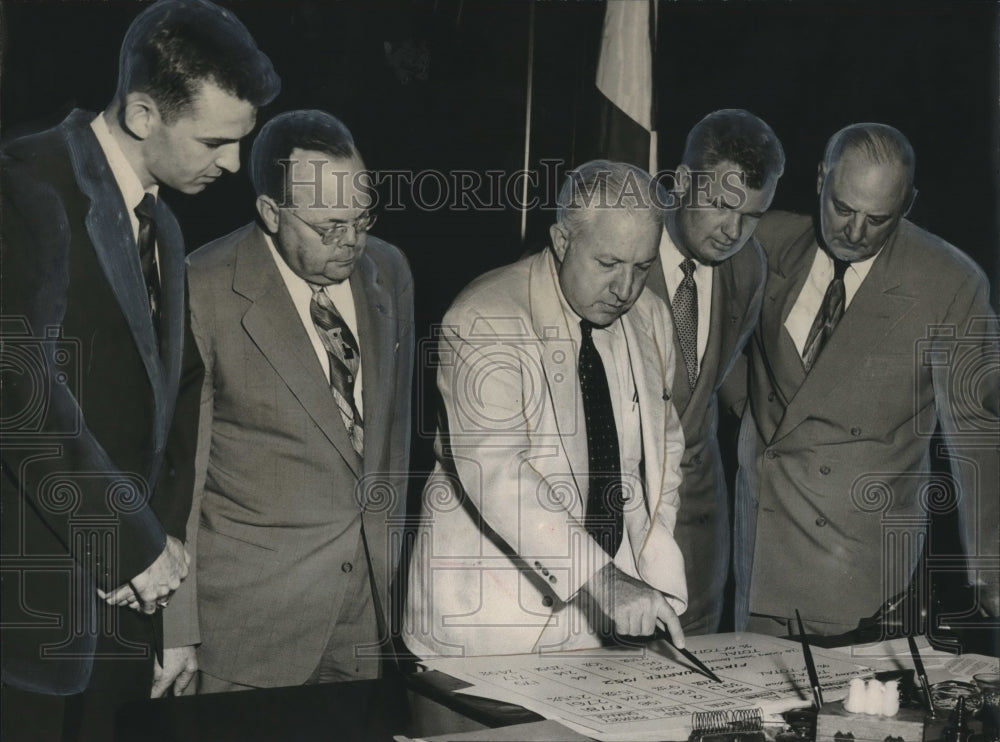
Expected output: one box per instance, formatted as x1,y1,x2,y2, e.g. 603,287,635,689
284,209,377,245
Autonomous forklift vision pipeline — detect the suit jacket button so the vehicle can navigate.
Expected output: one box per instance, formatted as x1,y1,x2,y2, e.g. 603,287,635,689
533,561,542,569
765,450,778,460
549,575,557,583
820,465,831,475
693,454,702,466
767,391,776,402
542,596,553,608
541,568,550,577
341,562,353,573
851,427,862,436
815,517,828,527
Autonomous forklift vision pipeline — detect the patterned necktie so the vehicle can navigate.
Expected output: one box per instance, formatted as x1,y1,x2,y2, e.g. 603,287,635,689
134,193,161,329
309,285,364,455
673,258,699,389
579,320,624,556
801,257,850,373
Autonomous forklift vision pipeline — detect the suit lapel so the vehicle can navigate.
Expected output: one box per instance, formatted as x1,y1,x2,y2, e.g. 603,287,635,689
622,306,661,543
234,228,362,477
354,247,394,486
153,198,185,392
712,242,765,386
528,251,587,502
680,267,726,425
62,111,166,436
645,252,670,306
759,232,815,410
773,231,917,441
648,255,694,416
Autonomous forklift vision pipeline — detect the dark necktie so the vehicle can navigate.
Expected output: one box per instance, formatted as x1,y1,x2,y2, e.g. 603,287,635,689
134,193,161,329
309,285,364,455
579,320,624,556
802,256,850,372
673,258,699,389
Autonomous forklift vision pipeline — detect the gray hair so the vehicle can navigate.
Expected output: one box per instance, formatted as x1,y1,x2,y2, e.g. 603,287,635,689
555,159,667,233
823,123,915,188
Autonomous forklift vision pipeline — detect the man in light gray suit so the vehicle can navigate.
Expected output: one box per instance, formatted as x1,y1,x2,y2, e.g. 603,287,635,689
161,110,414,692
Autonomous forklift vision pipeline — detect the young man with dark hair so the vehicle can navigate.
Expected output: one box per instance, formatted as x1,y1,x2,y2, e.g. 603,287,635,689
0,1,279,738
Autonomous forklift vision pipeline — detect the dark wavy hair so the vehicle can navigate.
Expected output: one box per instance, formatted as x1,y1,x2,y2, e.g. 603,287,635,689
117,0,280,122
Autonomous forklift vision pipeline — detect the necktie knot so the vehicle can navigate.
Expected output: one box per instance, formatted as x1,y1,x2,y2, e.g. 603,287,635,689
680,257,696,280
833,257,850,281
135,192,157,223
579,319,596,340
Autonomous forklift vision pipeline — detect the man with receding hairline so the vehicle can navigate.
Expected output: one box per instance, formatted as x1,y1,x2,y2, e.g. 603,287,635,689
163,109,414,694
404,160,689,658
734,123,999,637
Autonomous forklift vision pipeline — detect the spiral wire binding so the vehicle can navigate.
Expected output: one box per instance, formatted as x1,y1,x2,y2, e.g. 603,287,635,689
689,708,765,742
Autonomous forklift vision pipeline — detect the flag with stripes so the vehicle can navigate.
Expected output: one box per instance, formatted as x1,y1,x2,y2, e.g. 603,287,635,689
595,0,657,172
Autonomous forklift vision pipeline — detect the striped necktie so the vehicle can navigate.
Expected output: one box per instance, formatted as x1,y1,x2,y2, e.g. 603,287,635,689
802,257,850,372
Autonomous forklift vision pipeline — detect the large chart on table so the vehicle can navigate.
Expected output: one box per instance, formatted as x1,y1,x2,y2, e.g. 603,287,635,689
421,633,872,741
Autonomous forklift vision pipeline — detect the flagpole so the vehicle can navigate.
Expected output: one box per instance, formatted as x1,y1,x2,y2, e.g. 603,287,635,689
649,0,658,174
520,0,536,244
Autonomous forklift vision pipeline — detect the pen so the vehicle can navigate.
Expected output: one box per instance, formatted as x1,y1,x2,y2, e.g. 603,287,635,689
795,609,824,710
907,634,936,717
652,629,723,683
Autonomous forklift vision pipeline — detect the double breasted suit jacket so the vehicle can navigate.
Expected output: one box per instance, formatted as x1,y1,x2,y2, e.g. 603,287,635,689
165,224,414,687
644,239,767,633
403,249,687,658
735,211,999,630
1,110,201,693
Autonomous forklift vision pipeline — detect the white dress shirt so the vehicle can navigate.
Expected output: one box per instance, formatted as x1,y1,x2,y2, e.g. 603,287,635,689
658,227,713,368
90,112,159,274
263,234,364,414
784,245,880,357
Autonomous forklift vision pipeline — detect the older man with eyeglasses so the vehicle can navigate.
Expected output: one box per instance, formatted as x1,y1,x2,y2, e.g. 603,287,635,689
161,110,414,693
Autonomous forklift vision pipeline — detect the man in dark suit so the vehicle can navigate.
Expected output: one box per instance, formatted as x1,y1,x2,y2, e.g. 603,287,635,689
0,1,279,738
643,110,784,634
162,110,414,692
735,123,999,636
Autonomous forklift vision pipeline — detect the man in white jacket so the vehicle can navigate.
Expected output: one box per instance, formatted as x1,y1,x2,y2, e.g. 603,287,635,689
404,160,689,657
